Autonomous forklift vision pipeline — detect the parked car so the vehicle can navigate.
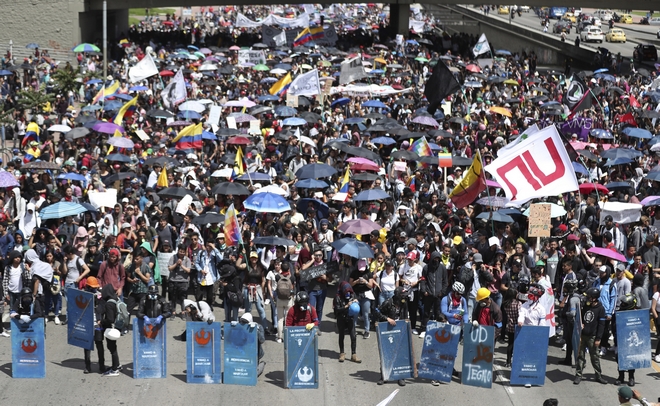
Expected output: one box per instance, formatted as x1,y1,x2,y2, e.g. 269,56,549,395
605,28,626,43
553,20,572,33
649,17,660,25
580,26,604,43
562,12,577,23
618,14,633,24
634,44,658,61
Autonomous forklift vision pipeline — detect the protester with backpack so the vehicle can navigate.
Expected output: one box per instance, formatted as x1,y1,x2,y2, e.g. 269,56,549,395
376,259,399,306
420,251,448,338
97,248,126,299
333,281,361,363
273,262,295,343
98,284,122,376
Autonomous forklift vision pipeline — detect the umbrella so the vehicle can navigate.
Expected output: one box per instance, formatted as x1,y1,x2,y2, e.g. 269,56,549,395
178,110,202,120
331,237,374,259
211,182,251,195
229,113,257,123
92,122,124,134
587,247,626,262
622,127,653,139
353,173,379,181
372,136,396,145
48,124,71,132
158,187,196,199
604,157,633,167
476,211,514,223
294,179,328,189
362,100,388,108
40,202,87,220
645,172,660,182
274,106,297,117
21,161,60,170
391,150,419,160
604,181,633,192
237,173,272,182
590,129,613,139
102,172,137,185
522,203,567,217
572,162,589,175
353,189,391,201
192,212,225,225
465,64,481,73
337,219,382,235
144,156,178,166
147,109,175,119
489,107,512,117
178,100,206,113
57,173,87,183
476,196,510,208
253,236,295,246
411,116,439,127
107,137,135,149
105,153,131,163
226,136,251,145
282,117,307,126
579,183,609,195
296,163,337,179
25,43,39,49
69,127,90,139
0,171,20,187
600,148,643,160
576,149,598,161
452,156,473,166
244,192,291,213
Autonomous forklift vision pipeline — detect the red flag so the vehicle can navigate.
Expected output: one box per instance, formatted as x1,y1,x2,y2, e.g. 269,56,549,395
629,95,641,108
616,112,637,127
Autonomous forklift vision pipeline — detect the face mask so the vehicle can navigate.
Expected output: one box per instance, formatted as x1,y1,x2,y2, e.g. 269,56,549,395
300,305,307,311
479,301,488,307
148,294,158,300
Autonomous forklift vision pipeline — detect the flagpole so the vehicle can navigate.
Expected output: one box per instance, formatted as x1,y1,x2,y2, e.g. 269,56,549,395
241,146,254,188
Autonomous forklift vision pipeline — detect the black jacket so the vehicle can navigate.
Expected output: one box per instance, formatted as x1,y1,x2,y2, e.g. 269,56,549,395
98,284,118,329
137,296,171,319
580,301,606,338
376,297,407,322
421,252,448,297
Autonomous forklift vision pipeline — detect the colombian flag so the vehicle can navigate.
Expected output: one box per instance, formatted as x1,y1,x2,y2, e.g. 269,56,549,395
448,151,486,209
92,81,120,104
171,122,202,143
113,95,138,125
22,122,40,146
269,73,292,96
293,28,312,47
224,203,243,247
310,26,324,41
339,167,350,193
175,123,204,150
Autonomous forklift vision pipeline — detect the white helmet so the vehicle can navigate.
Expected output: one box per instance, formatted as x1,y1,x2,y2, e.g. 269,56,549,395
240,313,253,324
452,281,465,294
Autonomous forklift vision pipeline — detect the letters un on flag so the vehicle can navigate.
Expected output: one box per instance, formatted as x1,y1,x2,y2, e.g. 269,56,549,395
485,125,578,204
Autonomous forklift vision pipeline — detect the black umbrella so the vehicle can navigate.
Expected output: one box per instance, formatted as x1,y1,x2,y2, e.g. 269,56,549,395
218,65,236,75
69,127,90,139
452,156,473,166
388,126,410,136
75,114,97,125
428,129,452,138
157,187,196,199
295,163,337,179
296,96,311,106
299,111,321,122
103,172,137,185
607,87,625,95
211,182,250,195
216,128,241,136
105,153,131,163
253,236,295,246
448,117,466,125
391,150,419,160
576,149,598,161
353,172,379,181
394,98,414,105
147,109,174,119
345,146,382,164
192,212,225,225
367,124,388,132
144,156,178,166
419,156,439,165
22,161,60,170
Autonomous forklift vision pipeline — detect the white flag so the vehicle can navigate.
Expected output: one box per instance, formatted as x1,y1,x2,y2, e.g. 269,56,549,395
472,33,491,57
274,31,287,47
339,57,367,85
128,53,158,83
485,125,578,204
288,69,321,97
160,70,187,109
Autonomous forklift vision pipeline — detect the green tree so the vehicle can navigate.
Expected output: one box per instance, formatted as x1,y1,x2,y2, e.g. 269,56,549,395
52,65,83,97
16,85,55,114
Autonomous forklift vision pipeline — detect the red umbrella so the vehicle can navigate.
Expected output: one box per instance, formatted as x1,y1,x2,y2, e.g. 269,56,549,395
227,136,251,145
465,64,481,73
351,162,379,172
579,183,609,195
162,21,174,26
159,70,174,77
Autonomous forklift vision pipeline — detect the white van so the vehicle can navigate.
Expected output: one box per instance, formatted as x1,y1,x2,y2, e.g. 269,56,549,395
594,9,613,22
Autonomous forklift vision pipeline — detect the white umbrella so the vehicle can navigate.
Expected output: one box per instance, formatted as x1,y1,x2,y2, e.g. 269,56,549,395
48,124,71,132
198,64,218,71
270,68,287,75
253,184,289,197
223,98,256,108
211,168,233,178
298,135,317,149
178,100,206,113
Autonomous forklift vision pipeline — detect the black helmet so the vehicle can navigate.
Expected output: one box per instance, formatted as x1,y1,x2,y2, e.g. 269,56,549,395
147,285,158,296
295,291,309,305
394,286,409,303
20,287,32,296
619,293,637,311
527,283,545,299
563,279,578,293
577,279,587,293
518,276,530,294
586,287,600,300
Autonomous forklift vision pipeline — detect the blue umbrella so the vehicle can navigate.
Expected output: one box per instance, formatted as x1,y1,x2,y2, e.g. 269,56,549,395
497,208,523,217
369,69,385,74
495,49,512,56
105,153,131,163
282,117,307,126
590,128,614,139
237,172,272,182
258,95,280,101
343,117,364,125
646,172,660,182
82,105,102,112
295,163,337,179
129,86,148,91
40,202,87,220
57,173,87,183
572,162,588,175
244,192,291,213
604,181,633,191
353,189,391,201
187,45,199,51
294,179,328,189
260,77,278,84
87,79,102,85
274,106,297,117
594,73,615,81
362,100,387,108
600,148,643,160
178,110,202,120
274,63,292,70
406,39,419,45
331,237,374,259
648,136,660,146
331,98,351,107
622,127,653,139
0,70,13,76
428,142,442,151
604,157,633,167
594,68,609,74
201,130,217,140
372,136,396,145
296,198,329,218
476,211,514,223
102,100,123,111
113,94,134,101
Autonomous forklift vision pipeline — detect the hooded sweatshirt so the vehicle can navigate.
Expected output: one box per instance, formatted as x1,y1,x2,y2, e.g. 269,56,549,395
19,203,40,239
25,249,53,295
98,284,118,329
421,251,448,297
5,187,26,223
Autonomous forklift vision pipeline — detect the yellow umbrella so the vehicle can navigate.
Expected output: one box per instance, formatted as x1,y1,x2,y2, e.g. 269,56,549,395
504,79,519,86
489,107,512,117
318,60,332,67
374,57,387,65
301,64,313,70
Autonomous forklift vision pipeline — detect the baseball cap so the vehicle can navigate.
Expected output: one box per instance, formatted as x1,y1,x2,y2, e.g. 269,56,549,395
122,222,131,229
616,263,626,272
396,247,405,255
473,253,483,263
121,197,129,203
250,251,258,258
604,215,613,222
384,259,394,266
399,231,407,238
617,386,633,400
406,251,417,261
599,265,609,274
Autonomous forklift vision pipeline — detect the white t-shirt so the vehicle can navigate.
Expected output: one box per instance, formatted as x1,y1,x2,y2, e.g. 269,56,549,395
378,269,398,293
653,292,660,312
399,263,422,292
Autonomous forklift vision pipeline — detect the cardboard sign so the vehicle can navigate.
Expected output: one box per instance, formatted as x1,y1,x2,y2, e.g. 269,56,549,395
616,309,652,370
135,129,150,141
528,203,551,237
376,320,415,382
88,189,118,209
249,120,261,135
510,325,550,386
226,117,237,129
133,318,167,379
157,252,174,278
237,50,266,66
418,321,461,383
208,105,222,132
66,288,95,350
223,322,258,386
11,318,46,378
461,324,495,388
286,93,299,107
299,262,340,283
284,327,319,389
186,322,222,384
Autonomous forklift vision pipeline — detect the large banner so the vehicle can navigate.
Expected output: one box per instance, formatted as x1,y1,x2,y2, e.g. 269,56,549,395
418,321,461,383
66,288,95,350
284,327,318,389
485,125,578,204
133,318,167,379
461,324,494,388
223,322,258,386
186,322,221,384
376,320,415,382
235,12,310,28
11,318,46,378
510,326,550,386
616,309,652,370
560,117,593,141
238,50,266,66
262,26,338,47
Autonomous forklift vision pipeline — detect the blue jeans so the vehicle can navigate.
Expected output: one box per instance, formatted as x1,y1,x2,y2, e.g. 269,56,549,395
308,289,327,323
63,282,76,302
491,292,502,308
243,287,269,331
224,300,239,322
45,288,61,316
354,297,371,331
270,293,278,331
379,290,394,306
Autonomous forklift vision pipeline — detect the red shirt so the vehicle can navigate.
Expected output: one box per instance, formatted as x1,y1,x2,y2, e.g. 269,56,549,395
285,305,319,327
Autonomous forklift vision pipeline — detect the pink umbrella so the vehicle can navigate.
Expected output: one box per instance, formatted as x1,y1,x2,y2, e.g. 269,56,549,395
586,247,626,262
640,195,660,206
229,45,241,51
347,157,377,165
338,219,382,235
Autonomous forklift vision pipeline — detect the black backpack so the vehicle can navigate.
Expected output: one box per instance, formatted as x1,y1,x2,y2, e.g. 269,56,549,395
457,265,474,287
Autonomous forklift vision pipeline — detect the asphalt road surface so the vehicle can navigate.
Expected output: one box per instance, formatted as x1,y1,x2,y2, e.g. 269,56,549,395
1,297,659,405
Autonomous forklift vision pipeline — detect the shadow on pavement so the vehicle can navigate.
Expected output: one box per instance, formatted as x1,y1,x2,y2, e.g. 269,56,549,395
52,358,86,372
319,348,340,360
120,362,134,377
545,367,575,383
0,362,11,377
172,373,187,383
265,370,284,388
349,369,381,383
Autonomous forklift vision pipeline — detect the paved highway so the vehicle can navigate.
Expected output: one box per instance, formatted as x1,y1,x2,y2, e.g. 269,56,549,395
0,302,659,405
